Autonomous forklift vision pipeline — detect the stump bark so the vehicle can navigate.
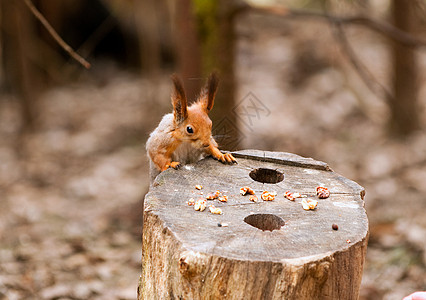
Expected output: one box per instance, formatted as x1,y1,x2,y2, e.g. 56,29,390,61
139,150,369,300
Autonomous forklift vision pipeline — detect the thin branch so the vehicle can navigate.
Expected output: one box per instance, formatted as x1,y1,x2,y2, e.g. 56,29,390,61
335,15,425,48
23,0,91,69
245,4,426,48
331,21,394,103
236,3,400,103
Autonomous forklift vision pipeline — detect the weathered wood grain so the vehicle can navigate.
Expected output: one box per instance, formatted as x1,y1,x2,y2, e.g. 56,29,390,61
139,150,368,300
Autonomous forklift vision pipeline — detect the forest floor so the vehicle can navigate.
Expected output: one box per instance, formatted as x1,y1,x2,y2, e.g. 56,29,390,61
1,12,426,300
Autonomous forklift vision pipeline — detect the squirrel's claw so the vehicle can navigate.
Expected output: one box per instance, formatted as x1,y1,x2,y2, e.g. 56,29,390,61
218,153,237,164
163,161,181,171
225,153,237,164
170,161,181,169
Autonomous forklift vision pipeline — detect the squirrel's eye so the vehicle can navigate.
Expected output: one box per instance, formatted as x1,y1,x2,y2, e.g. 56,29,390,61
186,126,194,134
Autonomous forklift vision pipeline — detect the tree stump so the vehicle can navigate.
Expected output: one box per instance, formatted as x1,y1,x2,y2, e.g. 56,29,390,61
138,150,368,300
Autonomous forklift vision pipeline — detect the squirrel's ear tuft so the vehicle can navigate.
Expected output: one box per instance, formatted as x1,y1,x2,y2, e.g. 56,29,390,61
171,74,188,124
200,72,219,112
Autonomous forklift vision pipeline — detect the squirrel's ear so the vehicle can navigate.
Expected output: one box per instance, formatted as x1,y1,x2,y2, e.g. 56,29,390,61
200,72,219,112
171,74,188,124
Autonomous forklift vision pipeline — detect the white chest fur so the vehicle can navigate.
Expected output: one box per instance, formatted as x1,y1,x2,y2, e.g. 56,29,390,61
172,142,207,165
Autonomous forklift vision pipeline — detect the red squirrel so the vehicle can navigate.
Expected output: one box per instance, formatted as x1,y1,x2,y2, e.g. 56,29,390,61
146,72,236,182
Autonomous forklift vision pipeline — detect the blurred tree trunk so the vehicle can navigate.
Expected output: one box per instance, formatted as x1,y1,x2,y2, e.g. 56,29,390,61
1,0,40,133
0,3,3,87
389,0,420,137
135,0,162,75
192,0,241,150
213,1,237,131
173,0,202,101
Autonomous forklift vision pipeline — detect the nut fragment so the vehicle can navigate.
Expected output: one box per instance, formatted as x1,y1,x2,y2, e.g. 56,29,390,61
218,222,228,227
284,191,295,201
249,195,258,202
240,186,255,196
194,198,207,211
218,195,228,202
284,191,306,201
206,190,220,200
209,205,222,215
195,185,203,190
332,224,339,230
301,198,318,210
261,191,277,201
316,186,330,199
186,198,195,206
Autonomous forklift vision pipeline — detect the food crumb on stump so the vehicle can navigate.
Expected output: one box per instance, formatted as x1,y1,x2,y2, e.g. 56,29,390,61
194,198,207,211
209,205,222,215
206,190,220,200
240,186,255,196
284,191,306,201
261,191,277,201
195,185,203,190
187,198,195,206
249,195,258,202
217,222,228,227
316,186,330,199
218,195,228,202
284,191,296,201
301,198,318,210
332,224,339,230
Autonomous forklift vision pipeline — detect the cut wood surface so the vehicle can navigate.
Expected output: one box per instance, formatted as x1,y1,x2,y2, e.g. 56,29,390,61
139,150,369,300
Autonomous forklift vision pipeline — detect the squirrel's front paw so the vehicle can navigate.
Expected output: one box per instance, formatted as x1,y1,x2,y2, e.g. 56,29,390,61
169,161,181,169
163,161,181,171
218,153,237,164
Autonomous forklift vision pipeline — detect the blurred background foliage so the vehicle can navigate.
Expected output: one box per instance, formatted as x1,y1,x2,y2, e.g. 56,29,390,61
0,0,426,299
0,0,425,138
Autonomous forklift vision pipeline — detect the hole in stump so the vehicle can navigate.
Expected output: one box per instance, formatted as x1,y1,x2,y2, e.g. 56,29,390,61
244,214,285,231
249,168,284,184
